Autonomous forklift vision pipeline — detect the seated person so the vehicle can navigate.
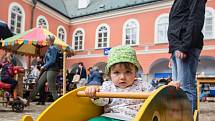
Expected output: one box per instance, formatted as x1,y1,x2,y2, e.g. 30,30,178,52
27,65,40,82
84,46,154,121
0,55,17,95
87,66,103,86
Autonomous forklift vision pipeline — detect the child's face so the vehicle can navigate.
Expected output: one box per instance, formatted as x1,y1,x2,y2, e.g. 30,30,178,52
110,63,137,88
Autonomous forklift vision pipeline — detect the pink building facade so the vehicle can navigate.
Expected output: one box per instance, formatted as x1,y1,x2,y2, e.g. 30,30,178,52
1,0,215,80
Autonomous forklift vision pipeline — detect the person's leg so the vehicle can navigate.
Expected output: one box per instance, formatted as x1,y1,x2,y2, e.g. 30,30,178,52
37,84,46,105
171,53,177,82
47,70,58,100
173,49,201,112
29,71,47,102
188,49,201,111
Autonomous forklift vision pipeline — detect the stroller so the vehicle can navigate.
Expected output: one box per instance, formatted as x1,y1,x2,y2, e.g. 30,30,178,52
0,66,26,112
23,66,41,99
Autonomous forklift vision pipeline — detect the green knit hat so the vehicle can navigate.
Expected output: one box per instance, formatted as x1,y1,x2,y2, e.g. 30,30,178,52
106,45,140,74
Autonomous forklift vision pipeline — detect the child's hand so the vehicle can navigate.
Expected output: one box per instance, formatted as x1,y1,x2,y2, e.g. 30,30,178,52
84,86,100,98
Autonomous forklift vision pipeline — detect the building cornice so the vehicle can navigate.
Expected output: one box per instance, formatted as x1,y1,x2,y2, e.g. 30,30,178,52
70,0,173,25
68,45,215,59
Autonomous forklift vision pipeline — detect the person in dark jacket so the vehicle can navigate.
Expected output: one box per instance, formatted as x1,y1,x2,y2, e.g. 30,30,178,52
167,0,207,112
76,62,87,88
27,35,59,105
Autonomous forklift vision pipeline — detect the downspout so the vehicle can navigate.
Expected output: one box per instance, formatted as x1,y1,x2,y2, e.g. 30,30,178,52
30,0,37,29
28,0,38,70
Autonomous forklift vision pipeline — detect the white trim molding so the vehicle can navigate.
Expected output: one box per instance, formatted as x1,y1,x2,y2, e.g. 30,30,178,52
203,7,215,40
57,25,67,42
8,2,26,34
95,23,110,49
72,28,85,51
154,13,169,44
122,18,140,46
36,15,49,30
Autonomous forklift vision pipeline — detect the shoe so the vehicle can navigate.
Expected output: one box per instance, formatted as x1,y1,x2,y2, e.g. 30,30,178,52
36,102,45,105
41,102,45,105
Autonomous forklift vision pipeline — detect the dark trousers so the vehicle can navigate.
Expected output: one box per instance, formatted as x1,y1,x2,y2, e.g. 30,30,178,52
38,84,46,103
30,70,58,101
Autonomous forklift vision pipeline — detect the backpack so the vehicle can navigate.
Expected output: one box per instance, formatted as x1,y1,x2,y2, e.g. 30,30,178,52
56,51,63,69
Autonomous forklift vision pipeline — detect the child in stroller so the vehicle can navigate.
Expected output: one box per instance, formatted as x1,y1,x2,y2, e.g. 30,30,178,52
0,54,26,112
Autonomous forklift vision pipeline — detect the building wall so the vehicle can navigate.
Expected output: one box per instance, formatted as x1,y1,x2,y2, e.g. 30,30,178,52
0,0,70,68
68,0,215,75
0,0,215,76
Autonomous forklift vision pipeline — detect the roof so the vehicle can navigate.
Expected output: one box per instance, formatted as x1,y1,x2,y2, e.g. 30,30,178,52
38,0,161,19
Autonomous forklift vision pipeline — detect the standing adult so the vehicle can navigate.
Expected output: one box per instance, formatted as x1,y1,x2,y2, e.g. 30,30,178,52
36,56,46,105
167,0,207,112
76,62,87,88
27,35,59,105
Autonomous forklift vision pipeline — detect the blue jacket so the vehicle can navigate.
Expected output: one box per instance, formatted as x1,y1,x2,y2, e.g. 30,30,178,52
43,45,58,70
87,70,103,85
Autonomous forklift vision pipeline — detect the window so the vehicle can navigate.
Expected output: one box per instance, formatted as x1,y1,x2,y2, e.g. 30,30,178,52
73,29,85,51
36,16,49,30
8,3,25,34
95,24,110,49
155,14,169,44
202,8,214,39
123,19,139,45
57,26,67,42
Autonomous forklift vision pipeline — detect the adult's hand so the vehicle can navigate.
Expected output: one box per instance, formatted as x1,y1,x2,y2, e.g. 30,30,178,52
175,50,187,59
168,81,180,90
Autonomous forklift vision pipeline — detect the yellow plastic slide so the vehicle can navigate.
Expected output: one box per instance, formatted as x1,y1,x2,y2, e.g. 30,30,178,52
21,86,196,121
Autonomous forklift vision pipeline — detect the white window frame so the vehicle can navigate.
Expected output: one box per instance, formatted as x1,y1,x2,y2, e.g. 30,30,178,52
202,7,215,40
8,2,25,34
72,28,85,51
57,25,67,42
154,13,169,44
122,19,140,46
36,15,49,30
95,23,110,49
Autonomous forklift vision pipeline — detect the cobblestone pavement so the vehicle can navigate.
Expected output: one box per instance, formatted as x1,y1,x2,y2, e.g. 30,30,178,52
199,102,215,121
0,102,50,121
0,102,214,121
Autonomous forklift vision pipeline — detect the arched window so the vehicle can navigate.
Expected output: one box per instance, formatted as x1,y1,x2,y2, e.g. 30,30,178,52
8,2,25,34
57,26,67,42
36,16,49,30
155,14,169,44
95,24,110,49
73,28,85,51
123,19,139,45
202,8,215,39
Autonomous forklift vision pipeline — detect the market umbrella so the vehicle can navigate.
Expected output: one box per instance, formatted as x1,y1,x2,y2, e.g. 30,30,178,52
0,27,74,95
0,27,73,56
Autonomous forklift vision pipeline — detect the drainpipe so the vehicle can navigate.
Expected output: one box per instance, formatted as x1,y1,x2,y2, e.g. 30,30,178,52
30,0,37,29
28,0,38,71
